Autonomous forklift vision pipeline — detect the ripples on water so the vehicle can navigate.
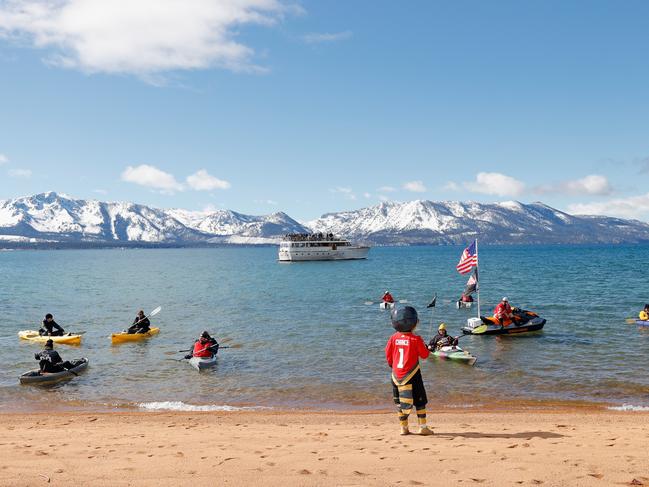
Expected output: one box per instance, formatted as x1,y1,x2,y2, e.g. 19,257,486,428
1,245,648,412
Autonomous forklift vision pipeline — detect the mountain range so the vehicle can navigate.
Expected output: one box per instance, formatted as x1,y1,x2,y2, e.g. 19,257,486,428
0,192,648,248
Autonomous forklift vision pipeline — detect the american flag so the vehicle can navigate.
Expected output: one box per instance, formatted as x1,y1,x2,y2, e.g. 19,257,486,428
456,240,478,274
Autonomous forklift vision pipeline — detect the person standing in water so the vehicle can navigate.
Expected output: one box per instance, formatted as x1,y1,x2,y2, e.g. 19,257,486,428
127,310,151,334
385,306,433,436
39,313,65,336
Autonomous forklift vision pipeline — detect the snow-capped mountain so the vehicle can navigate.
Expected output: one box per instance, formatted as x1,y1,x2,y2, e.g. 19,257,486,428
0,192,308,245
1,193,649,247
306,200,649,245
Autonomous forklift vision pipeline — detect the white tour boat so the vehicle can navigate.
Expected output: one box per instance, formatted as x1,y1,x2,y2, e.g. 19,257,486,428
278,233,370,262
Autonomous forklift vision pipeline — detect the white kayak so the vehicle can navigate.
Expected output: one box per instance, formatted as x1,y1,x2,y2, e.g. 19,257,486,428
430,346,477,366
380,302,395,310
20,358,89,384
188,355,218,371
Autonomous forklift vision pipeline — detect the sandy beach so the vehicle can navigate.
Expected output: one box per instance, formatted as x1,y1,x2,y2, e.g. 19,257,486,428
0,409,647,486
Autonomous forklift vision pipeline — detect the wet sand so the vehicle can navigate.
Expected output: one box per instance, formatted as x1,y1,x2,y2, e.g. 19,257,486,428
0,409,648,486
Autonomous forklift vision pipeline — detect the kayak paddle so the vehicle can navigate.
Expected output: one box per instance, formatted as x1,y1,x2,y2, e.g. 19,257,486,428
178,345,239,353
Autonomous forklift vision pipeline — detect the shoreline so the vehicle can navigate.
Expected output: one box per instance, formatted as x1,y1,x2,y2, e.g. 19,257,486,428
2,396,648,415
1,409,648,486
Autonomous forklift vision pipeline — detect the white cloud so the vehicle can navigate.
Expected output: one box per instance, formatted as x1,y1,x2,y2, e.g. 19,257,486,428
537,174,612,196
0,0,293,79
463,172,525,197
8,168,31,178
403,180,426,193
303,30,352,44
0,154,8,165
568,193,649,219
186,169,231,191
442,181,460,191
121,164,183,192
330,187,356,200
93,189,108,195
363,192,371,199
377,186,396,193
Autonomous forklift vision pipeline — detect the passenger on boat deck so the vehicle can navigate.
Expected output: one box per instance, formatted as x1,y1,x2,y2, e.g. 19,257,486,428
185,331,219,359
127,310,151,334
428,323,458,351
382,291,395,303
493,297,514,326
639,304,649,321
35,339,73,373
39,313,65,336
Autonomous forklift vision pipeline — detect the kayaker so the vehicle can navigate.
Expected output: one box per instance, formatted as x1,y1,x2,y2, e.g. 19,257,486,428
385,306,433,436
39,313,65,336
428,323,459,351
382,291,395,304
34,339,72,374
493,297,514,326
184,331,219,360
127,310,151,334
459,293,474,303
639,304,649,321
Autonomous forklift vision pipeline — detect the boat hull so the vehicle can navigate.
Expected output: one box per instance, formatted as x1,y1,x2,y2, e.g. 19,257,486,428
430,346,476,365
279,246,369,262
462,318,546,335
20,358,88,384
18,330,82,345
188,356,218,370
111,327,160,344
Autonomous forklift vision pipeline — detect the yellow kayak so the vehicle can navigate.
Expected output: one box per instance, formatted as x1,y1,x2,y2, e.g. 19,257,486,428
111,327,160,344
18,330,82,346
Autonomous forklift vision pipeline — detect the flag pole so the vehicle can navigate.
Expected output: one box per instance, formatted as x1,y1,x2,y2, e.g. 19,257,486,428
476,239,481,318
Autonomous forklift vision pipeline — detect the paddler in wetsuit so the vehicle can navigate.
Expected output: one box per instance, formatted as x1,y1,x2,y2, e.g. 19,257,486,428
184,331,219,359
493,297,514,327
428,323,459,351
39,313,65,336
639,304,649,321
385,306,433,436
127,310,151,334
34,339,73,374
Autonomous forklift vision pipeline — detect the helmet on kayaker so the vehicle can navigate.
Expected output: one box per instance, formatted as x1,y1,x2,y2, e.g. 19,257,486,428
391,306,419,332
438,323,446,331
44,339,54,349
384,291,389,294
45,313,53,320
502,297,508,302
200,331,211,339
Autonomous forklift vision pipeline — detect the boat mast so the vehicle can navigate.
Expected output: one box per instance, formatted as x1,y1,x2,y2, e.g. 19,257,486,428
475,238,481,318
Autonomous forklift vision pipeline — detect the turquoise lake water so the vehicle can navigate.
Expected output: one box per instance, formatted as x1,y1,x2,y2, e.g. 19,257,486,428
1,245,648,412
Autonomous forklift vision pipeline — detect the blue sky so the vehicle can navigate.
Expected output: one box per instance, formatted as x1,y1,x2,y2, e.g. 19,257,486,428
1,0,648,221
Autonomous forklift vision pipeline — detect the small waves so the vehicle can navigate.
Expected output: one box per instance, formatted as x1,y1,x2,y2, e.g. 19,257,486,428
607,404,649,412
137,401,269,412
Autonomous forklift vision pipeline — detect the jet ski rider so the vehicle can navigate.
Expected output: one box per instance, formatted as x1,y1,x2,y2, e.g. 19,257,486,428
494,297,514,326
428,323,459,351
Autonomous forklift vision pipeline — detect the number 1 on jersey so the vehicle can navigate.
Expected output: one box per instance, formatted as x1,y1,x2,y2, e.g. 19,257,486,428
397,348,405,369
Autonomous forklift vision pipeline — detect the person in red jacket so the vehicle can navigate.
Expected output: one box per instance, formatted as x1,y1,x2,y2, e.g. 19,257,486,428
493,297,514,326
382,291,395,304
385,306,433,436
184,331,219,359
